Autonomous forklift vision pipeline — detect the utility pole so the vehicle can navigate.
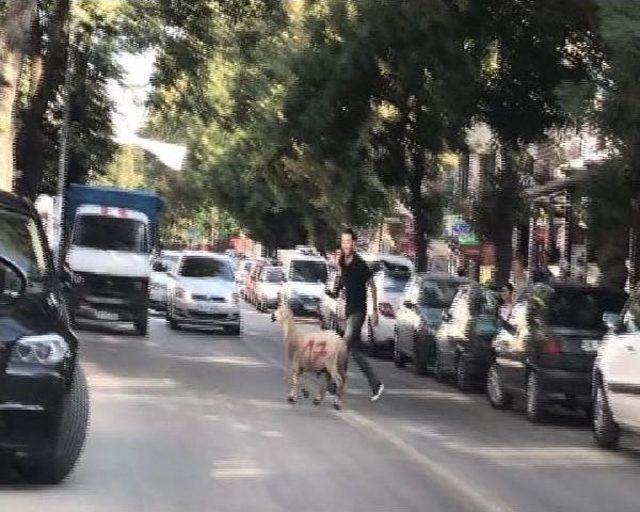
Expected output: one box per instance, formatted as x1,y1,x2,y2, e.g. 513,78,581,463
56,1,75,269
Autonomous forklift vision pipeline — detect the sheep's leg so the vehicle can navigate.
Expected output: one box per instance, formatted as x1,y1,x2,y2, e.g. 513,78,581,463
288,364,300,403
329,369,345,410
314,372,330,406
300,372,310,399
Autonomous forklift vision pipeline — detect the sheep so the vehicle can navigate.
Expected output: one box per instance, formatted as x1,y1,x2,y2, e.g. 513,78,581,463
272,306,348,410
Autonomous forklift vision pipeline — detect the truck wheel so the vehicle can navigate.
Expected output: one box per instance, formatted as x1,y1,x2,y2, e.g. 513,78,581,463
593,380,620,449
18,366,89,484
225,324,241,336
413,333,428,375
455,353,473,392
134,312,148,336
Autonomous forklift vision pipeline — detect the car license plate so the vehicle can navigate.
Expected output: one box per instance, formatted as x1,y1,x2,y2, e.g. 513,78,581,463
581,339,600,352
304,303,318,311
96,311,119,321
197,303,217,314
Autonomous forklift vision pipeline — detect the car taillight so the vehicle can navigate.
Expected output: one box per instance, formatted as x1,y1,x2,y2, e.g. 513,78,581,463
378,302,395,318
541,338,563,354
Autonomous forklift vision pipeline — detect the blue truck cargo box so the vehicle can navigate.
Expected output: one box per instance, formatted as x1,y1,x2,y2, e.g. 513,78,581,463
65,184,164,237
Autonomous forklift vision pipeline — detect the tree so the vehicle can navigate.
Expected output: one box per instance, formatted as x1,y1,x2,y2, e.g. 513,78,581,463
467,0,602,285
0,0,37,191
283,0,481,270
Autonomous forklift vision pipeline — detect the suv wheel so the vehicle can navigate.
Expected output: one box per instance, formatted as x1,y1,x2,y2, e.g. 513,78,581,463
456,354,472,392
487,363,511,409
413,333,428,375
393,331,406,368
593,380,620,449
18,366,89,484
526,371,546,423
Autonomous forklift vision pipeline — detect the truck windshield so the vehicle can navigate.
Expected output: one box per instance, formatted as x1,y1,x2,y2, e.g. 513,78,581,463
73,216,149,253
180,257,235,280
290,260,327,283
0,209,49,285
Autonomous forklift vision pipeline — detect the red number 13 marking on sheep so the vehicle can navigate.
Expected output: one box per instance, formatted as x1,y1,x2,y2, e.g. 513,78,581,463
303,339,328,365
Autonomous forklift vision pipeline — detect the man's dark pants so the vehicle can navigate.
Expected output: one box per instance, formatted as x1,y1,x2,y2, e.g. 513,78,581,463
342,312,381,393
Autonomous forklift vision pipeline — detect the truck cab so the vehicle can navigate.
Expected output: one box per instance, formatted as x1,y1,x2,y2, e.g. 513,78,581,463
62,185,163,335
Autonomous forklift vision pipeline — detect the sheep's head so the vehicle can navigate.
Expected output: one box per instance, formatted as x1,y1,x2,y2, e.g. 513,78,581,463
272,305,294,325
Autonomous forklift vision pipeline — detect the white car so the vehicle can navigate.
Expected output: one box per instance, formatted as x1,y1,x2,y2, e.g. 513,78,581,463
149,251,181,311
254,266,285,311
593,291,640,448
365,269,412,351
280,253,328,317
167,252,241,334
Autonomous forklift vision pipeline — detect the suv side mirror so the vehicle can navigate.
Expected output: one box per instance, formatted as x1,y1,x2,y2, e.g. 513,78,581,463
442,310,452,322
403,299,414,309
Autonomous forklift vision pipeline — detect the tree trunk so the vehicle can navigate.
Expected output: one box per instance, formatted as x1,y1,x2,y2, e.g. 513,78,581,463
15,0,71,199
0,0,37,191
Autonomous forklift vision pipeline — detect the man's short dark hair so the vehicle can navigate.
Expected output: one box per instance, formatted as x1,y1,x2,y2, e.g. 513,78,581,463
341,228,357,241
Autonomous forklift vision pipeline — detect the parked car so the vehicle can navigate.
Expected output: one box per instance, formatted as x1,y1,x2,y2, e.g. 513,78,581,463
320,264,340,331
394,274,468,374
255,266,285,311
279,251,328,317
592,288,640,449
236,258,253,298
434,283,501,390
149,250,181,311
487,283,627,423
365,269,413,353
0,191,89,483
166,252,241,334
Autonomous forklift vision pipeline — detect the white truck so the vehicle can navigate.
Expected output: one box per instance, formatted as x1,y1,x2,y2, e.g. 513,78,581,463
277,248,328,316
62,184,164,335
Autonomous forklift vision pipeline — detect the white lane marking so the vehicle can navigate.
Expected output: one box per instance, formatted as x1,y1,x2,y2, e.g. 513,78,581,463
164,354,270,367
211,459,270,480
339,410,514,512
260,430,284,438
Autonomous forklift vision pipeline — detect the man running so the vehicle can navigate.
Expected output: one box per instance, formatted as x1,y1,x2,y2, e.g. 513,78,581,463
338,228,384,401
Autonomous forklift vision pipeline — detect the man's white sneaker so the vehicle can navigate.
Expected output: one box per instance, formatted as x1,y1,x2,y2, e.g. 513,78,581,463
371,383,384,402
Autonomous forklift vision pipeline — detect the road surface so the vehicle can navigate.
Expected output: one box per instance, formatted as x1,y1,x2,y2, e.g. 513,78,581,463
2,305,640,512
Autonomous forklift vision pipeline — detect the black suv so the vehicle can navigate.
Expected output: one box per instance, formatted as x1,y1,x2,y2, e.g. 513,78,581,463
0,191,89,483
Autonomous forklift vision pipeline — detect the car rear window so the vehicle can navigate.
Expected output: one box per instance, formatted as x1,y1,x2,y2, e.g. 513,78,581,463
546,288,627,330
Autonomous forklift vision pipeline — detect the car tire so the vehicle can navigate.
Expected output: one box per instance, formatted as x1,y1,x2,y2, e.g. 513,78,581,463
526,371,546,423
17,366,89,484
434,346,446,382
134,311,148,336
487,363,511,409
393,330,406,368
593,379,620,449
413,333,428,375
168,305,179,330
455,353,473,392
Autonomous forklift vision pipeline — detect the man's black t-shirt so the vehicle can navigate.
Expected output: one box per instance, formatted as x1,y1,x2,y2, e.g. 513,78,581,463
339,252,373,316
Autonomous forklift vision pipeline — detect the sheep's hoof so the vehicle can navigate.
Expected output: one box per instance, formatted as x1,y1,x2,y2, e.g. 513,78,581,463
287,396,296,404
313,398,321,406
302,389,310,399
333,401,342,411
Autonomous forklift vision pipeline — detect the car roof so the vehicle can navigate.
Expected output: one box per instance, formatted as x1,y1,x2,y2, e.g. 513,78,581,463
180,251,230,260
0,190,35,216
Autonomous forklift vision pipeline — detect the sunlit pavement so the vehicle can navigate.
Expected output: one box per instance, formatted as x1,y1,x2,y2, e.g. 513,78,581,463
2,304,640,512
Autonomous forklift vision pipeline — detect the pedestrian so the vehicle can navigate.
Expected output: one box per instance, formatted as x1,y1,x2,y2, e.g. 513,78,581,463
499,283,514,323
337,228,385,401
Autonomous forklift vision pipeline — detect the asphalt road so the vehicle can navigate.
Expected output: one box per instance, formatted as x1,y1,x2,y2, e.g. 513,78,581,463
2,304,640,512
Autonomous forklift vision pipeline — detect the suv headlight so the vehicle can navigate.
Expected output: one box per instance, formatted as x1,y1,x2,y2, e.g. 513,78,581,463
11,334,69,365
